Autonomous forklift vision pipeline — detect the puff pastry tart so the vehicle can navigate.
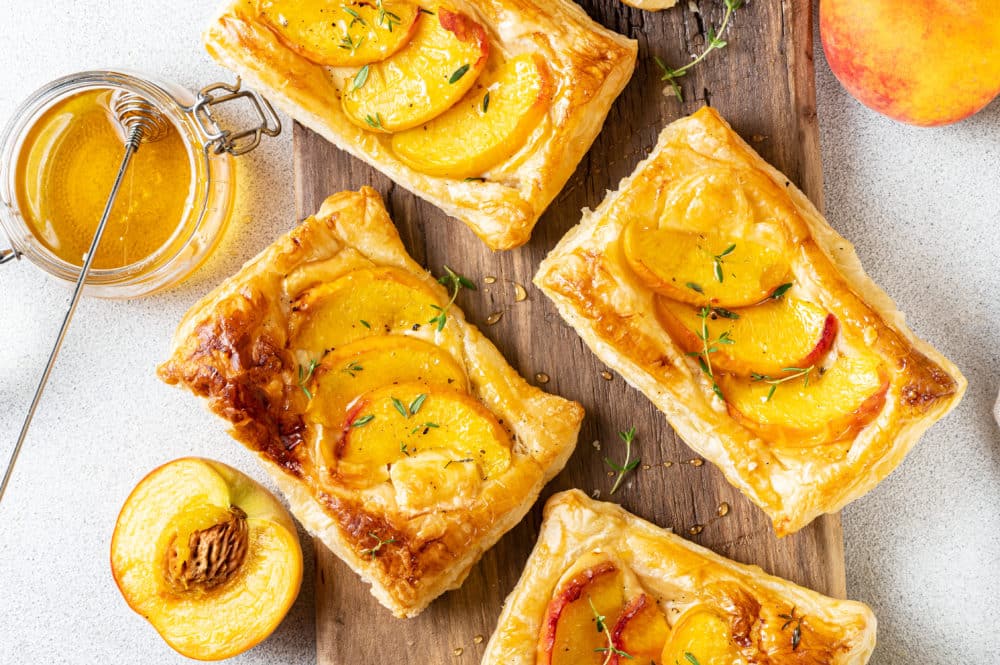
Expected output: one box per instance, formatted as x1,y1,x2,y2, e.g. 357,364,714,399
158,188,584,617
535,107,966,536
202,0,637,250
482,490,876,665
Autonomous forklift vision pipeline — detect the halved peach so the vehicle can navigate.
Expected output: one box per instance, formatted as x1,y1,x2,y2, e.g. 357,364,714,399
718,351,890,446
341,6,489,132
335,382,511,484
655,296,838,376
537,560,626,665
661,608,747,665
307,335,467,426
289,266,442,358
622,224,790,307
610,593,670,664
111,458,302,660
258,0,420,67
390,53,552,178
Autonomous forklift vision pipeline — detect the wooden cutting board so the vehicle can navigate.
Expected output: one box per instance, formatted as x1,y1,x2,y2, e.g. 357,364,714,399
294,1,843,662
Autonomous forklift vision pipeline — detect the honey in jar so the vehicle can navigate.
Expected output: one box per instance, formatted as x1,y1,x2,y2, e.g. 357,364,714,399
14,88,193,270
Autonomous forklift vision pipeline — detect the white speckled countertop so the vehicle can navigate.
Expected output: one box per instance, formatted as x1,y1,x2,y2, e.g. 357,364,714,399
1,2,997,663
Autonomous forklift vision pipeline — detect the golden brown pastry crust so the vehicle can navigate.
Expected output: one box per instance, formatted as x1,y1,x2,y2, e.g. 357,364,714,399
158,188,584,617
534,107,966,536
202,0,637,250
482,490,877,664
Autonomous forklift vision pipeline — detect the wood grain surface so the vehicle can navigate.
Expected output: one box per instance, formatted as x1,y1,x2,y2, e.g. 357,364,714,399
294,1,844,662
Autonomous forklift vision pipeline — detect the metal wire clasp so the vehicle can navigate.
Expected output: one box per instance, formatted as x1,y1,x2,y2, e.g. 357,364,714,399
187,78,281,156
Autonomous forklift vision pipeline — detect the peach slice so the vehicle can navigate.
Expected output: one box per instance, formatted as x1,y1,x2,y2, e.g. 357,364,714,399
661,608,748,665
341,6,489,132
655,296,838,376
110,458,302,660
289,266,442,358
336,382,511,485
718,351,890,446
390,53,552,178
623,225,790,307
307,335,467,426
258,0,420,67
610,593,670,664
537,560,626,665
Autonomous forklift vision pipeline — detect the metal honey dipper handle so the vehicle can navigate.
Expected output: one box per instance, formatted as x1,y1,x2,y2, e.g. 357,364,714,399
0,92,170,504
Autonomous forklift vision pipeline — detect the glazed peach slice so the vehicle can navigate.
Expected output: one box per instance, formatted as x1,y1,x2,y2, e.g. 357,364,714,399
718,351,890,446
307,335,467,426
341,6,489,132
289,266,442,358
390,53,552,178
111,458,302,660
258,0,420,67
623,224,790,307
655,295,838,376
537,559,626,665
336,382,511,484
610,593,670,664
661,607,749,665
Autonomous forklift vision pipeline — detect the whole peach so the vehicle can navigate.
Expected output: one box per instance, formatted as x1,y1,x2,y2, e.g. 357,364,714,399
820,0,1000,126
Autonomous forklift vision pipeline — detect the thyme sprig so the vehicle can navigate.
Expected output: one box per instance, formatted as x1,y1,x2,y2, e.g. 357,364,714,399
684,654,702,665
778,607,804,651
297,359,320,400
688,307,734,399
589,597,633,664
375,0,402,31
712,244,736,283
342,361,364,377
654,0,745,102
344,6,366,27
339,33,365,53
605,427,640,495
770,282,794,300
429,265,477,331
750,366,813,401
351,64,370,91
362,532,396,559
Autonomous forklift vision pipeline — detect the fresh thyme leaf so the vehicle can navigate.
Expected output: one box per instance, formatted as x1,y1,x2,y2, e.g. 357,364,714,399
409,393,427,415
712,307,740,319
339,33,365,53
463,176,486,182
685,654,701,665
449,63,471,84
362,532,395,559
418,6,435,14
712,244,736,283
606,427,640,495
792,625,802,650
482,90,490,113
400,441,409,455
780,606,804,651
770,282,794,299
364,112,384,129
444,458,474,468
360,319,371,329
391,397,408,418
297,359,319,400
342,361,364,377
686,282,704,293
351,64,370,91
352,414,375,427
653,0,743,101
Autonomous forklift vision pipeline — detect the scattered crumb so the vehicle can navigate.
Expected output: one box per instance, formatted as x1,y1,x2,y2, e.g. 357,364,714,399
592,440,601,451
592,489,601,499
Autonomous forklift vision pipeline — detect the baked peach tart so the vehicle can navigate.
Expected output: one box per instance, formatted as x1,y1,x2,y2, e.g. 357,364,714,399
203,0,637,250
482,490,876,665
535,107,965,535
158,188,583,617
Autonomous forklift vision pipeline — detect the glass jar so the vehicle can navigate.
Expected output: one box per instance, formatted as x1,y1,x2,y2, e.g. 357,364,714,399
0,70,279,298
